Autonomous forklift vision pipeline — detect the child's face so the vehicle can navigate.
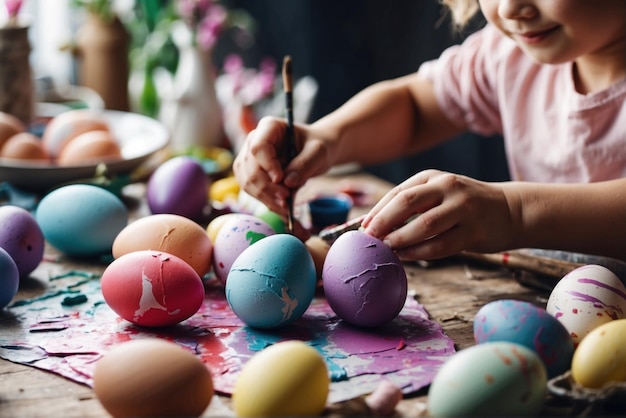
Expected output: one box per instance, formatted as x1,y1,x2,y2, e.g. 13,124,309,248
478,0,626,65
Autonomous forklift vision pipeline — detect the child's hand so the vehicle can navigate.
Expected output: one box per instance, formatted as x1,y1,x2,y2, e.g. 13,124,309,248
233,116,336,217
362,169,516,260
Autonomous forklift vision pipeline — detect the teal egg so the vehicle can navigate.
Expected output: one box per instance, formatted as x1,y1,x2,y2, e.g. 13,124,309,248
226,234,316,328
36,184,128,257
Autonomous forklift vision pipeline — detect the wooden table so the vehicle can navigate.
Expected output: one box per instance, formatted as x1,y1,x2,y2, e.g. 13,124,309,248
0,172,571,417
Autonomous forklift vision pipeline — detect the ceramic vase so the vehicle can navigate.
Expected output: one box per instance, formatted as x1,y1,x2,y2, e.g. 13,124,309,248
74,13,130,111
0,24,34,125
160,23,223,151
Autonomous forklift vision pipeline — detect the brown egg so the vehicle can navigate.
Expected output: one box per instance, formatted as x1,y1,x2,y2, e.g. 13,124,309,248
57,130,122,166
305,236,331,279
0,111,26,150
42,109,110,158
0,132,50,162
93,338,214,418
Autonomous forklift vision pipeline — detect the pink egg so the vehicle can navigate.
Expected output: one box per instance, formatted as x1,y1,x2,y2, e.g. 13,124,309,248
322,230,407,327
212,214,275,284
101,250,205,327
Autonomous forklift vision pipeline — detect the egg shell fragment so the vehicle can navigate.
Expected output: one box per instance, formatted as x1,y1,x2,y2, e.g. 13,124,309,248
146,156,209,220
427,341,547,417
212,213,275,284
0,247,19,309
93,338,213,418
233,340,329,417
0,205,45,278
571,318,626,388
547,264,626,345
36,184,128,257
473,299,574,378
101,250,205,327
322,230,407,327
112,213,213,278
226,234,317,328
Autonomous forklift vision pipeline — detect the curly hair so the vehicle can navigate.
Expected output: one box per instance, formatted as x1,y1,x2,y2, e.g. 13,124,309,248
440,0,480,26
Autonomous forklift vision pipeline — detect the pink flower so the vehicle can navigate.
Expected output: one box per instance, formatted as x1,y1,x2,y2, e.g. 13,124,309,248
177,0,228,50
4,0,23,18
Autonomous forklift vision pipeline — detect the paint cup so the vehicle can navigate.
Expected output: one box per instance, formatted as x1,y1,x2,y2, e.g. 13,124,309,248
308,194,353,231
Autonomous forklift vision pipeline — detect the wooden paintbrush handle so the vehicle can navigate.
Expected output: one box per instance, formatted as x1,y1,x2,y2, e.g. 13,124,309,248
461,250,583,279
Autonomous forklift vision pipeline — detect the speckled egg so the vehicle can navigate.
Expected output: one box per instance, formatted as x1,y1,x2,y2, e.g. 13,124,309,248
546,264,626,345
473,299,574,378
0,205,45,278
322,230,407,327
36,184,128,258
427,342,547,417
226,234,317,328
212,214,275,284
101,250,205,327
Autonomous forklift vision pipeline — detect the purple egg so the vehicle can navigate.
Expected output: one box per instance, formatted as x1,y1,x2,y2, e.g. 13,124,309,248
322,230,407,327
0,247,19,308
147,156,209,220
0,205,45,278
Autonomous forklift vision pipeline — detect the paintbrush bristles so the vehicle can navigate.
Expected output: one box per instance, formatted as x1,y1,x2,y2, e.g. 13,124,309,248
282,55,293,93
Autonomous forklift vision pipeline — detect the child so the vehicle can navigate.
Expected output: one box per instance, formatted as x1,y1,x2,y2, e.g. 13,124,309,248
233,0,626,264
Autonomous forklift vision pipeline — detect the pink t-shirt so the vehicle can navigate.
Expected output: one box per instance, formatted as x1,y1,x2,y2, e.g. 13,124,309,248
418,24,626,183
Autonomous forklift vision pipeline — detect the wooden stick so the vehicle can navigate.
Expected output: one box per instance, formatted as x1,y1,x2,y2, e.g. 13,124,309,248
461,250,583,279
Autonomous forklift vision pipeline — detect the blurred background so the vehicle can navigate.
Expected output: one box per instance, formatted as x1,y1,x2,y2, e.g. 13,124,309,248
7,0,510,185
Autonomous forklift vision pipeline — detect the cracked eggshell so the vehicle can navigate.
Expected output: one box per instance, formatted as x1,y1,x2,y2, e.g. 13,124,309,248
212,213,275,284
546,264,626,345
226,234,317,328
101,250,204,327
322,230,407,328
112,213,213,278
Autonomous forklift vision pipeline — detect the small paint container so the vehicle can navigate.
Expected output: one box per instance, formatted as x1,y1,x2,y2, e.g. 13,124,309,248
308,194,353,231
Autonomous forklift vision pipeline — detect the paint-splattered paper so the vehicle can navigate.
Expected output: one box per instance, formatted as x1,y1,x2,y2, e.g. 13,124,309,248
0,269,455,403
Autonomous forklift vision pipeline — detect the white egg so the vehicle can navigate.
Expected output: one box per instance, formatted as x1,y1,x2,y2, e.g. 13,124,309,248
546,264,626,345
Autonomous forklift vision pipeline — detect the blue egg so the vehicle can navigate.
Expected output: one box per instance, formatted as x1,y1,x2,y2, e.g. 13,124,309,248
473,299,574,378
36,184,128,257
226,234,317,329
0,247,19,309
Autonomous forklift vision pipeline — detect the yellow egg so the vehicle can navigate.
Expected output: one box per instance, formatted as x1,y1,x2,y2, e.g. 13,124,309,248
209,175,240,203
233,340,329,417
93,338,213,418
571,319,626,388
206,213,238,243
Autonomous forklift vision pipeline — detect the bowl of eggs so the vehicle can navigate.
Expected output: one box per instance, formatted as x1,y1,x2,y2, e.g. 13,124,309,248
0,106,169,191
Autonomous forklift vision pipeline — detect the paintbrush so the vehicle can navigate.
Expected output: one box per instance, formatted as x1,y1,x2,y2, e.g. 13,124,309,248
282,55,297,233
319,215,581,279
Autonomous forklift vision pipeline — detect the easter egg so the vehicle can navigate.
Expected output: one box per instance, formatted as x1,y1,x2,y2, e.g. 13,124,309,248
41,109,109,158
322,230,407,327
212,214,275,284
101,250,204,327
571,318,626,388
0,111,26,149
93,338,213,417
112,213,213,278
56,130,122,166
206,213,238,243
546,264,626,345
146,156,209,220
0,247,19,309
226,234,317,328
0,205,45,277
427,342,547,416
233,340,329,417
0,132,49,161
473,299,574,378
36,184,128,257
